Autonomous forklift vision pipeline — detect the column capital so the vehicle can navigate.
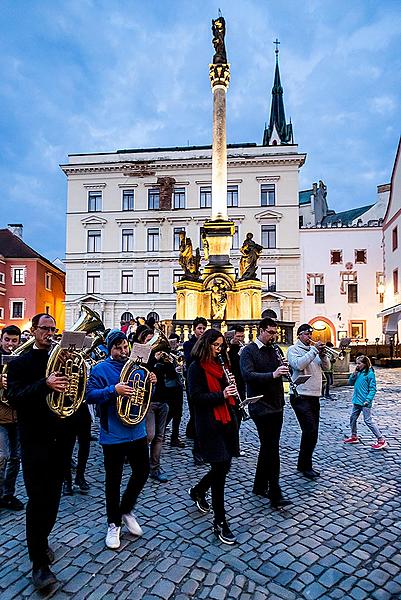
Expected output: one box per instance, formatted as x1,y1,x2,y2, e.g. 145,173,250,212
209,63,230,89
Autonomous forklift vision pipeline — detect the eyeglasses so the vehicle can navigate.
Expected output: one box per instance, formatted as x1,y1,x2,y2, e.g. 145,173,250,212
212,343,223,349
36,326,58,333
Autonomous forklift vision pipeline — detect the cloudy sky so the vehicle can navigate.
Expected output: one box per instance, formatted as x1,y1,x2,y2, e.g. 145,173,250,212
1,0,400,260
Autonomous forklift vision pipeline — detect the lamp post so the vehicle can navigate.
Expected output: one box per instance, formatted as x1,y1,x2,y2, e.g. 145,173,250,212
375,337,380,357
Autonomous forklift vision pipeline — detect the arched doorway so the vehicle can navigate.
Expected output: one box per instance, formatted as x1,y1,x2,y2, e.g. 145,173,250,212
262,309,278,319
120,311,134,325
310,317,334,344
147,311,160,322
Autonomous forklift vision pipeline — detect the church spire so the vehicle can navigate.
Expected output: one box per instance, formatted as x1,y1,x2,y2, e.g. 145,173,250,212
263,40,294,146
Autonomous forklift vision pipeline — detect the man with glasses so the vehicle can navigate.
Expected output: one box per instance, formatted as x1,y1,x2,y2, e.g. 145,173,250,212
240,318,291,509
287,324,330,480
7,313,72,590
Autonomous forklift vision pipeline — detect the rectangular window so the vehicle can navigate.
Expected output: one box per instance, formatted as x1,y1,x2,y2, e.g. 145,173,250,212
315,284,325,304
348,283,358,303
87,271,100,294
11,300,24,319
147,270,159,293
227,185,238,208
45,272,52,290
147,228,159,252
121,270,133,294
261,184,275,206
12,267,25,285
173,188,185,210
173,227,185,251
261,268,276,292
299,215,304,227
148,188,160,210
173,269,183,290
87,230,101,253
355,249,367,264
261,225,276,248
88,190,102,212
340,271,357,294
0,307,4,319
0,273,5,285
393,226,398,251
122,189,135,211
122,229,134,252
231,226,239,250
200,186,211,209
330,250,343,264
394,269,399,295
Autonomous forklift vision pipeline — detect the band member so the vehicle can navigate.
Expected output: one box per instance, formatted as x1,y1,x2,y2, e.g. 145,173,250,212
0,325,23,511
62,403,92,495
287,324,330,480
7,314,73,590
164,335,185,448
86,329,154,549
240,318,291,509
226,325,246,405
187,329,239,544
183,317,207,465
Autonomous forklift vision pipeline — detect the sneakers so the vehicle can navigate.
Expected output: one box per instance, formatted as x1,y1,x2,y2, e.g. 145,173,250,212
122,511,143,536
105,524,121,549
371,439,388,450
188,487,210,513
0,495,24,511
32,565,57,590
62,481,74,496
74,476,90,494
150,469,169,483
343,436,360,444
213,520,236,545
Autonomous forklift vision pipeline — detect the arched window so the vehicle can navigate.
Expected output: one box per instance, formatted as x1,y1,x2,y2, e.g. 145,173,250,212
121,311,134,324
262,309,278,319
146,311,160,322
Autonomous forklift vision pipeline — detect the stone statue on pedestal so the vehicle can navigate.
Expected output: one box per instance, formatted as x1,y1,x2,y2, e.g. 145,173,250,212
238,233,263,281
212,16,227,64
211,280,227,320
178,232,201,281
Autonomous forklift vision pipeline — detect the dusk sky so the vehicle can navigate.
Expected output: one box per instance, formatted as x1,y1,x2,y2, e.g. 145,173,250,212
1,0,400,261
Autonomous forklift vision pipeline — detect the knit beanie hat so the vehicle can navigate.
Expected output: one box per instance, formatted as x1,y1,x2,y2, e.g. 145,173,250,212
106,329,127,353
297,323,313,336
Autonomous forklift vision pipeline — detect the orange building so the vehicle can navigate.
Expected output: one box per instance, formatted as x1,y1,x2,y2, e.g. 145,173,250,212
0,225,65,331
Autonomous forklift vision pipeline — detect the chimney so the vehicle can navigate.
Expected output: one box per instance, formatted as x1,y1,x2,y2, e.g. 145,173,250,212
7,224,23,239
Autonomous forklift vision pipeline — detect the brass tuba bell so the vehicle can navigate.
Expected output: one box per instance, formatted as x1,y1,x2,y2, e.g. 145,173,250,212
46,305,105,418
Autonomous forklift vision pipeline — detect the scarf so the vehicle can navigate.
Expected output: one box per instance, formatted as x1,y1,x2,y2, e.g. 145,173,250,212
201,360,235,424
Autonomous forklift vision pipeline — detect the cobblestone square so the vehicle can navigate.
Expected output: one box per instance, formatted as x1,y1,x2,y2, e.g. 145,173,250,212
0,368,400,599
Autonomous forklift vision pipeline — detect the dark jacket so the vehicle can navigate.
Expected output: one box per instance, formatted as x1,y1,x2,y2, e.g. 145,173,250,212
187,360,239,463
240,342,285,417
183,335,197,376
227,343,245,401
0,348,17,424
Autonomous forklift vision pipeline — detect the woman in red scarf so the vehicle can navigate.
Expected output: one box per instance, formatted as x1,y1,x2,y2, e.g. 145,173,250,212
187,329,239,544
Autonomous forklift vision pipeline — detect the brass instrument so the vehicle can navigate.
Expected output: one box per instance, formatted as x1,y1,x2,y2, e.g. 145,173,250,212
310,341,344,361
217,353,250,421
46,305,105,418
0,337,36,405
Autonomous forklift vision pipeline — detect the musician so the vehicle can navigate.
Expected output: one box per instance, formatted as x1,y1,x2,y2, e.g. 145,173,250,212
7,314,72,590
226,325,246,403
187,329,239,544
183,317,207,465
287,324,330,480
0,325,24,511
164,335,185,448
240,318,291,509
86,329,155,550
62,402,92,496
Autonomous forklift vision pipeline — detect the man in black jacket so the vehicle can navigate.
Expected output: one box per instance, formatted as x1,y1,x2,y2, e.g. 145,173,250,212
240,318,291,509
7,313,72,590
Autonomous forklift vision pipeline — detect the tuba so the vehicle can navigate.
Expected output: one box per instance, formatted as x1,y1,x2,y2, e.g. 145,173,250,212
46,305,105,418
116,325,169,426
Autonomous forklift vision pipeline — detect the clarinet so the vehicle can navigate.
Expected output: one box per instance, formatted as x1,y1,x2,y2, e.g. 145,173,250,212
216,354,250,421
272,343,299,398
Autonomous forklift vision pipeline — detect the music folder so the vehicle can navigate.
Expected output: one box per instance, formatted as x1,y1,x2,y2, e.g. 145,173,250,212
293,374,311,386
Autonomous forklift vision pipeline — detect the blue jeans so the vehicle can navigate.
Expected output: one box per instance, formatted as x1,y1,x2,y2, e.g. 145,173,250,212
0,423,21,498
350,405,382,439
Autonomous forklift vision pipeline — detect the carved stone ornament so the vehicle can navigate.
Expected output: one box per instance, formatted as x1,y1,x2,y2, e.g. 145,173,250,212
210,277,228,320
178,232,202,282
157,176,176,211
209,63,230,89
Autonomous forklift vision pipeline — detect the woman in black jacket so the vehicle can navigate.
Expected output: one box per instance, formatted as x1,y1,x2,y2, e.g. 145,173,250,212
187,329,239,544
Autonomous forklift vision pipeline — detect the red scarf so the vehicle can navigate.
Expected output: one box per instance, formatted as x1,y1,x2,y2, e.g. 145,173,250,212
201,360,235,424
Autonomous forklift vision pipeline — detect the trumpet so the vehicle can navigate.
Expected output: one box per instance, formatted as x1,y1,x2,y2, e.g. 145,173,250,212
310,341,344,361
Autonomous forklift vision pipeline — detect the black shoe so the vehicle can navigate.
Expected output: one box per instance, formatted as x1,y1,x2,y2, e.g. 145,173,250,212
270,496,292,509
0,495,24,511
63,481,74,496
75,476,90,494
171,438,186,448
252,488,269,498
46,546,55,564
32,565,57,590
213,520,236,545
188,487,210,513
193,455,205,466
90,434,97,441
301,469,320,480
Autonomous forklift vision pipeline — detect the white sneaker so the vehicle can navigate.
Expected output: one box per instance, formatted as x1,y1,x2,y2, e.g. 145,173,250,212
105,523,121,549
122,511,143,536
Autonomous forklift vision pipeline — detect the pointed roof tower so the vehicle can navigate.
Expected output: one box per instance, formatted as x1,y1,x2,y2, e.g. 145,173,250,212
263,39,294,146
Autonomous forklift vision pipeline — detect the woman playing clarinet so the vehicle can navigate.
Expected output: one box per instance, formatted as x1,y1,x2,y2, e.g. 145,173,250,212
187,329,239,544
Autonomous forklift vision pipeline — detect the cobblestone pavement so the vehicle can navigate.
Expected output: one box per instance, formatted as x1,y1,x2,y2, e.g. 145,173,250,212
1,368,400,600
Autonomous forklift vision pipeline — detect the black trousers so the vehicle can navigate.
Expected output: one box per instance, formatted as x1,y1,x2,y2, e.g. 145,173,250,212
185,390,202,458
64,404,92,484
166,386,184,440
252,411,283,496
21,430,75,566
290,395,320,471
102,437,149,526
193,459,231,522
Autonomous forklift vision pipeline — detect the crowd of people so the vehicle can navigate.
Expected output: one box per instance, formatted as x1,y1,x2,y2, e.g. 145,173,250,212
0,313,388,590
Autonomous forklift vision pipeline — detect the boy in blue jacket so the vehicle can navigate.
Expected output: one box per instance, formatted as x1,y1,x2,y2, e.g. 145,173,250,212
86,330,156,549
344,355,387,450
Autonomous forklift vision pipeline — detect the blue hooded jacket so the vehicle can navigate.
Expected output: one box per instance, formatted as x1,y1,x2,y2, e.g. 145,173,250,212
86,357,147,445
348,368,376,407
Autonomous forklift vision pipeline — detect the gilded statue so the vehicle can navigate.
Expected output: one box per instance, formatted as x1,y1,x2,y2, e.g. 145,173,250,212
211,16,227,64
178,232,201,281
211,280,227,320
238,232,263,281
